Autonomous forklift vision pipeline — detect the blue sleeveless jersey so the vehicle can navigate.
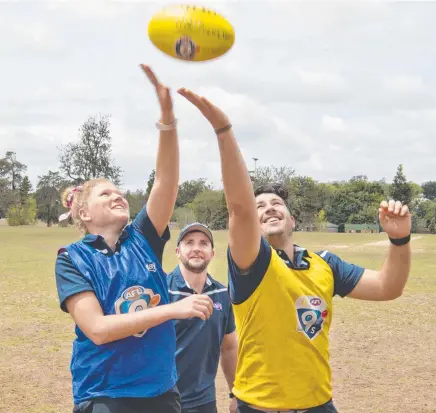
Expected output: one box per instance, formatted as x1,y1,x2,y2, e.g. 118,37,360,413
65,224,177,403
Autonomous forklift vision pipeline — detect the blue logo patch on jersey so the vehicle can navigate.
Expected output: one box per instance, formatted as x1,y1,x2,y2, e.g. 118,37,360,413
295,296,328,340
115,285,161,338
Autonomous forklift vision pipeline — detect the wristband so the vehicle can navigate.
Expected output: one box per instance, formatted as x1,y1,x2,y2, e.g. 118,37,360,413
389,234,411,246
215,124,232,135
229,392,235,399
156,119,177,131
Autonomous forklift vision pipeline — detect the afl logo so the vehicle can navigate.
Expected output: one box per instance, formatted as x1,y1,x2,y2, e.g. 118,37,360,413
310,298,322,306
295,296,328,340
115,285,161,337
175,36,198,60
123,286,146,301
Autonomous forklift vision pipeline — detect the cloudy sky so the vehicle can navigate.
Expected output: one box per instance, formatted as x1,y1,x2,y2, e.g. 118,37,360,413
1,0,435,191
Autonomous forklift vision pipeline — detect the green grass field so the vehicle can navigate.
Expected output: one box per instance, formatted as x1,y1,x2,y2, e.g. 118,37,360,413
0,226,435,413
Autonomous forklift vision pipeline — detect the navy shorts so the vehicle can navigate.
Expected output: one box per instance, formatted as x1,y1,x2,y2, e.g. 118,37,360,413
73,389,181,413
236,399,338,413
181,401,217,413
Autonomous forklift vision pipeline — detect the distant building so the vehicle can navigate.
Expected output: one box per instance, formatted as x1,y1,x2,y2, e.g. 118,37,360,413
344,223,379,233
300,224,316,232
327,222,339,233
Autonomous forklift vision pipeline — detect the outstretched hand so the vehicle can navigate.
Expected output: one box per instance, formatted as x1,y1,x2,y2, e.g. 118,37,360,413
140,64,173,116
379,200,411,239
170,294,214,321
178,88,230,130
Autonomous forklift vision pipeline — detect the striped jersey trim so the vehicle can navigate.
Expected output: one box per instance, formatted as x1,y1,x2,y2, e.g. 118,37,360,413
168,287,227,297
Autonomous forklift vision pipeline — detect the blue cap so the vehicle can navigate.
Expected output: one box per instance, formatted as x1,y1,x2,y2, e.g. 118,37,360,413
177,222,214,248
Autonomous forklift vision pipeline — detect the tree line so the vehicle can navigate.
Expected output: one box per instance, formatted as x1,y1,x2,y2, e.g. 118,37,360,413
1,114,436,233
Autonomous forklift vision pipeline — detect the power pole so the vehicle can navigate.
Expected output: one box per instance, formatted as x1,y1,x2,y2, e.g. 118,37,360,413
253,157,259,175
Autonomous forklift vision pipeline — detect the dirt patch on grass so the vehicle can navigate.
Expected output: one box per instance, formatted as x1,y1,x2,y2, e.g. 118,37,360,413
329,293,436,412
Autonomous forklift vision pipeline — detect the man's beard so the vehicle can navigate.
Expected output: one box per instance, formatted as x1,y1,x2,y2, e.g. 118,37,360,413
180,256,210,274
262,221,286,237
262,221,293,241
264,226,285,237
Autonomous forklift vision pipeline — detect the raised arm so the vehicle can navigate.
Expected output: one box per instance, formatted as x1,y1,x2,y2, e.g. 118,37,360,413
141,65,179,237
348,200,412,301
178,88,260,271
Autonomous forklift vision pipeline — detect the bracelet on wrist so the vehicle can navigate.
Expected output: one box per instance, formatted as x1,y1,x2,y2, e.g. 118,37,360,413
215,124,232,135
156,118,177,131
389,234,411,246
229,391,235,399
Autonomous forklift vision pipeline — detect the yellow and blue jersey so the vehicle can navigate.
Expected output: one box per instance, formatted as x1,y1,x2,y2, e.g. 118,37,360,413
227,238,364,410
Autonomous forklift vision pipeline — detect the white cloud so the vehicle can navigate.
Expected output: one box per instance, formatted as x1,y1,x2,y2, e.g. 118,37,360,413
0,19,48,43
45,1,135,19
307,152,323,172
0,16,63,54
384,75,424,93
295,69,346,90
321,115,346,132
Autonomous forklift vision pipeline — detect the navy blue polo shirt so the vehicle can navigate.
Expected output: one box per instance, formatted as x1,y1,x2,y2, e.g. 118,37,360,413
167,266,236,409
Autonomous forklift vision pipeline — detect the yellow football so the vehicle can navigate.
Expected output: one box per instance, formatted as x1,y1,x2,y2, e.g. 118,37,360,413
148,5,235,62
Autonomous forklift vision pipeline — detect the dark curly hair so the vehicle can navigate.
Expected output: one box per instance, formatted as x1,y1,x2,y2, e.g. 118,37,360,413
254,183,290,211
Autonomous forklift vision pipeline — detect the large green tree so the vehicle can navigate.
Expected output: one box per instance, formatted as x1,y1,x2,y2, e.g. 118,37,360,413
36,171,67,227
429,217,436,234
6,198,37,226
390,164,413,205
188,190,228,230
59,115,122,185
176,178,211,208
0,152,26,217
0,151,27,190
422,181,436,200
414,199,436,229
172,207,196,228
287,176,333,229
325,176,385,225
19,176,33,206
124,190,146,219
0,178,17,218
145,169,155,201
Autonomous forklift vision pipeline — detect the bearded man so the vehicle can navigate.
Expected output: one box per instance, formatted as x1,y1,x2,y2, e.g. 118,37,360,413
167,223,238,413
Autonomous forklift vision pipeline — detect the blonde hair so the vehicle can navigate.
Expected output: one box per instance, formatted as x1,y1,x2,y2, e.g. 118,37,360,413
61,178,112,234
